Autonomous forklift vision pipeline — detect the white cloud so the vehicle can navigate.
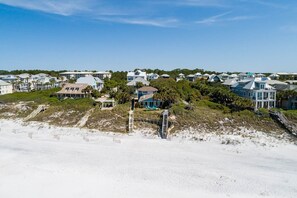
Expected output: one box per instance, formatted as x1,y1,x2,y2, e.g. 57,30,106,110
196,12,256,25
0,0,93,16
96,17,179,27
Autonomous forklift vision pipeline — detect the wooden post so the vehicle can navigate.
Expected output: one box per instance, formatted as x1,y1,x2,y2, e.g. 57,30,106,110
161,110,169,139
128,110,134,132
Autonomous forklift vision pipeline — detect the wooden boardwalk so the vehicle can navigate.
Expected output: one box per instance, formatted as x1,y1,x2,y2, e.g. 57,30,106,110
270,111,297,137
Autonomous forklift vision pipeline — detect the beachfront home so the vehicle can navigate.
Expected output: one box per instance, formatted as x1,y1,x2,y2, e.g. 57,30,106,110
137,86,162,108
232,78,276,110
95,97,116,110
76,75,104,91
0,80,13,95
56,83,90,99
147,73,159,81
127,70,147,82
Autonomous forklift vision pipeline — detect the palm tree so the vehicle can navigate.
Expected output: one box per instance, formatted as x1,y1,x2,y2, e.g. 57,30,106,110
82,86,93,97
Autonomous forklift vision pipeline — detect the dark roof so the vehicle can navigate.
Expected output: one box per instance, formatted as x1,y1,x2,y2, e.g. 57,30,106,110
57,83,89,94
137,86,158,92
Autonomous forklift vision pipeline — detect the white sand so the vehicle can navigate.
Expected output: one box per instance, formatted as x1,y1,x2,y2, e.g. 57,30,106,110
0,119,297,198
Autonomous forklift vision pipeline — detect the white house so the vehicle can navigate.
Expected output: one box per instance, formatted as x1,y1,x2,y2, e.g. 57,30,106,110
176,73,185,82
0,80,13,95
147,73,159,81
127,77,150,87
161,74,170,78
127,70,147,82
231,78,276,110
76,75,104,91
60,71,111,80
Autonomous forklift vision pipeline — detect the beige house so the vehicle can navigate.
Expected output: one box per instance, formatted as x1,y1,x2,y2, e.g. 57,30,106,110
0,80,13,95
56,83,90,99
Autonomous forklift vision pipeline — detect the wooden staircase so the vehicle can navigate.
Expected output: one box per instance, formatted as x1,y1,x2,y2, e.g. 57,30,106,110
270,110,297,137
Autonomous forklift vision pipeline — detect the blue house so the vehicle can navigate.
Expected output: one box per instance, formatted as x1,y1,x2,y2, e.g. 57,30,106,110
137,86,162,108
231,78,276,110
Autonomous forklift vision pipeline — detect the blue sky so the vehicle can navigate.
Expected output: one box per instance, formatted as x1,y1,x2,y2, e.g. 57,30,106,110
0,0,297,72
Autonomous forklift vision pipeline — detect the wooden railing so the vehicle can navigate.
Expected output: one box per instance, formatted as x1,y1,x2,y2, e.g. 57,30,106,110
269,110,297,137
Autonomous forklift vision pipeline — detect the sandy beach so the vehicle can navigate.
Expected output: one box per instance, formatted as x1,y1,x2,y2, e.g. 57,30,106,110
0,119,297,198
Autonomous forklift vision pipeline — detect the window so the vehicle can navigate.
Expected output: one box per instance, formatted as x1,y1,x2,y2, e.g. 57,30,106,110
264,92,269,100
270,92,275,99
259,83,265,89
257,92,263,100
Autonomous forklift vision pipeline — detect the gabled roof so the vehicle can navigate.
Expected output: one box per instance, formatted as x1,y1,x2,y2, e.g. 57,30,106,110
161,74,170,78
0,80,11,86
76,75,103,85
127,77,150,86
127,70,146,77
266,80,287,85
138,86,158,92
57,83,89,94
242,78,274,90
222,79,237,86
139,93,154,102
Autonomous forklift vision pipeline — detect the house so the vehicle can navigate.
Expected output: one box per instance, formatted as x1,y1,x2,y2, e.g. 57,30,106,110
60,71,111,80
95,97,116,110
269,73,280,80
56,83,90,99
0,75,18,83
161,74,170,78
256,73,266,78
0,80,13,95
176,73,185,82
147,73,159,81
137,86,158,99
228,74,238,80
232,78,276,110
127,70,147,82
222,79,238,89
277,72,297,80
266,80,289,91
208,74,222,83
219,73,229,81
93,71,111,80
76,75,104,91
285,80,297,91
186,74,195,82
238,72,255,80
278,94,297,110
137,86,162,108
127,77,150,87
202,73,210,79
194,72,202,79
